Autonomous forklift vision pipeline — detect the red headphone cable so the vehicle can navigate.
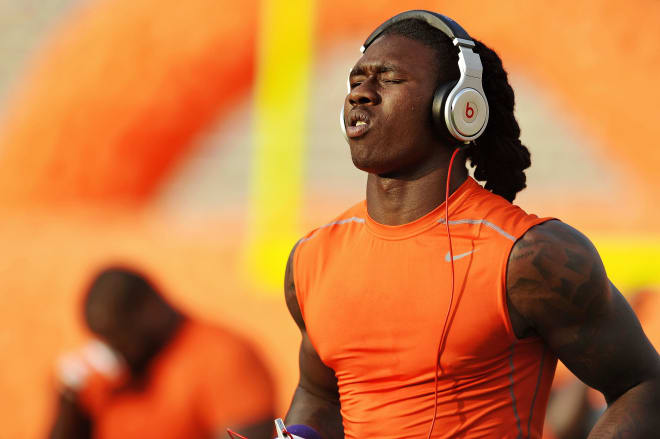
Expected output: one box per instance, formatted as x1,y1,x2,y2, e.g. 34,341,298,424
426,147,461,439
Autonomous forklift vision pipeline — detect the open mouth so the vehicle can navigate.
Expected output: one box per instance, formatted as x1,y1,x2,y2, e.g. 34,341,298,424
346,110,371,138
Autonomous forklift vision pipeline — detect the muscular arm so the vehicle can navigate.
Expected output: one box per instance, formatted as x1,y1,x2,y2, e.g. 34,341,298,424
284,243,344,439
507,220,660,438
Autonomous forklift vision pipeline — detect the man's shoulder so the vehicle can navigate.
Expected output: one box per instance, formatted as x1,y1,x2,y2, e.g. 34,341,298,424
505,220,608,338
508,220,597,275
458,180,550,241
507,220,603,305
515,220,594,250
291,200,367,292
297,200,367,248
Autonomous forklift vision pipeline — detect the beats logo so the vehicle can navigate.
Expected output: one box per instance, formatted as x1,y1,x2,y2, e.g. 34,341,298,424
448,88,487,138
465,102,475,120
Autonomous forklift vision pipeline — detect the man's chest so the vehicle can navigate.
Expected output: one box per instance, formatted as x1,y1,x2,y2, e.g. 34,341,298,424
302,236,513,379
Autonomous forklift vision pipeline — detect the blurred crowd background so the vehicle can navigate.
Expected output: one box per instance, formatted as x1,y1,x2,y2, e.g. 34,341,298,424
1,0,659,437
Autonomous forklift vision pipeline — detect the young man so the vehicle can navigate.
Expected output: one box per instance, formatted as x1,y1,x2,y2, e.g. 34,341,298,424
283,11,660,439
49,267,275,439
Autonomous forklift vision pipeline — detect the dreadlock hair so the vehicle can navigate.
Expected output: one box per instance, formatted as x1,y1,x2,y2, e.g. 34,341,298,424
381,19,531,202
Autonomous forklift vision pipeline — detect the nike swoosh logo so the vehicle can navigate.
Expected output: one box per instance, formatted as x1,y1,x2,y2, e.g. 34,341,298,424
445,249,478,262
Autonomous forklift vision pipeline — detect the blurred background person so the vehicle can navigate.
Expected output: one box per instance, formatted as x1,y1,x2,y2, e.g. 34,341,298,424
48,267,275,439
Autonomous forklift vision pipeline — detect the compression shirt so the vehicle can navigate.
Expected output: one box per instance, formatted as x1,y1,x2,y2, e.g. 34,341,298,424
294,177,557,438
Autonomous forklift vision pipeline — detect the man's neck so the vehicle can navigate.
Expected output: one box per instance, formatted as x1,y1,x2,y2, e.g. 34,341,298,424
366,161,468,226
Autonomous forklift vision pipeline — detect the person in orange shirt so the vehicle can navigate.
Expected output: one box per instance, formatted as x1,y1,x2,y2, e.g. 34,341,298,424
281,10,660,439
48,267,275,439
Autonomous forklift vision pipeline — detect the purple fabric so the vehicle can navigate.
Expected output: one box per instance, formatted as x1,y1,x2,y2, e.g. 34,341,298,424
286,424,321,439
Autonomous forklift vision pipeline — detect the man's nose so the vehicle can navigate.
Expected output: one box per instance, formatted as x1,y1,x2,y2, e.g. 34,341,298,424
348,79,380,106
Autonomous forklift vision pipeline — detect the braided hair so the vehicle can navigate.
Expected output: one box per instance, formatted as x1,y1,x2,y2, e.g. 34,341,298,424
381,19,531,202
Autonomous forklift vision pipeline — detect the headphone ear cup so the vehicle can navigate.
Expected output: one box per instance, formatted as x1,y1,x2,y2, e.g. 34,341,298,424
339,74,351,142
339,106,348,141
432,80,458,141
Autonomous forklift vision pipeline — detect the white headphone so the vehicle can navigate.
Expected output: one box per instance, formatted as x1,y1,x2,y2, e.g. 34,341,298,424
340,10,489,145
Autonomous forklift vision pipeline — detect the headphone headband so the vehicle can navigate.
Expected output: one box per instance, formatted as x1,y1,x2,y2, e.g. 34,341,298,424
361,10,474,53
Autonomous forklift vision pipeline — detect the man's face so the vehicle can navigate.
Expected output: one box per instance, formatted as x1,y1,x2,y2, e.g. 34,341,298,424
86,298,160,376
343,34,445,177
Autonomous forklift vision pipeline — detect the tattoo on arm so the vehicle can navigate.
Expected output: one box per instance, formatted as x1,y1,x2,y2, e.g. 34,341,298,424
507,220,660,438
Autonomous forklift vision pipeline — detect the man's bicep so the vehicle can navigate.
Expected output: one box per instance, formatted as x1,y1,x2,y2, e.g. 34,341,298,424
507,221,660,401
285,241,339,397
298,332,339,399
286,332,343,437
285,242,305,330
284,243,342,436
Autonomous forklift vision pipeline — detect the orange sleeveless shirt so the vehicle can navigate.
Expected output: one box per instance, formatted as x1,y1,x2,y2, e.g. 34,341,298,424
77,320,275,439
294,177,557,439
